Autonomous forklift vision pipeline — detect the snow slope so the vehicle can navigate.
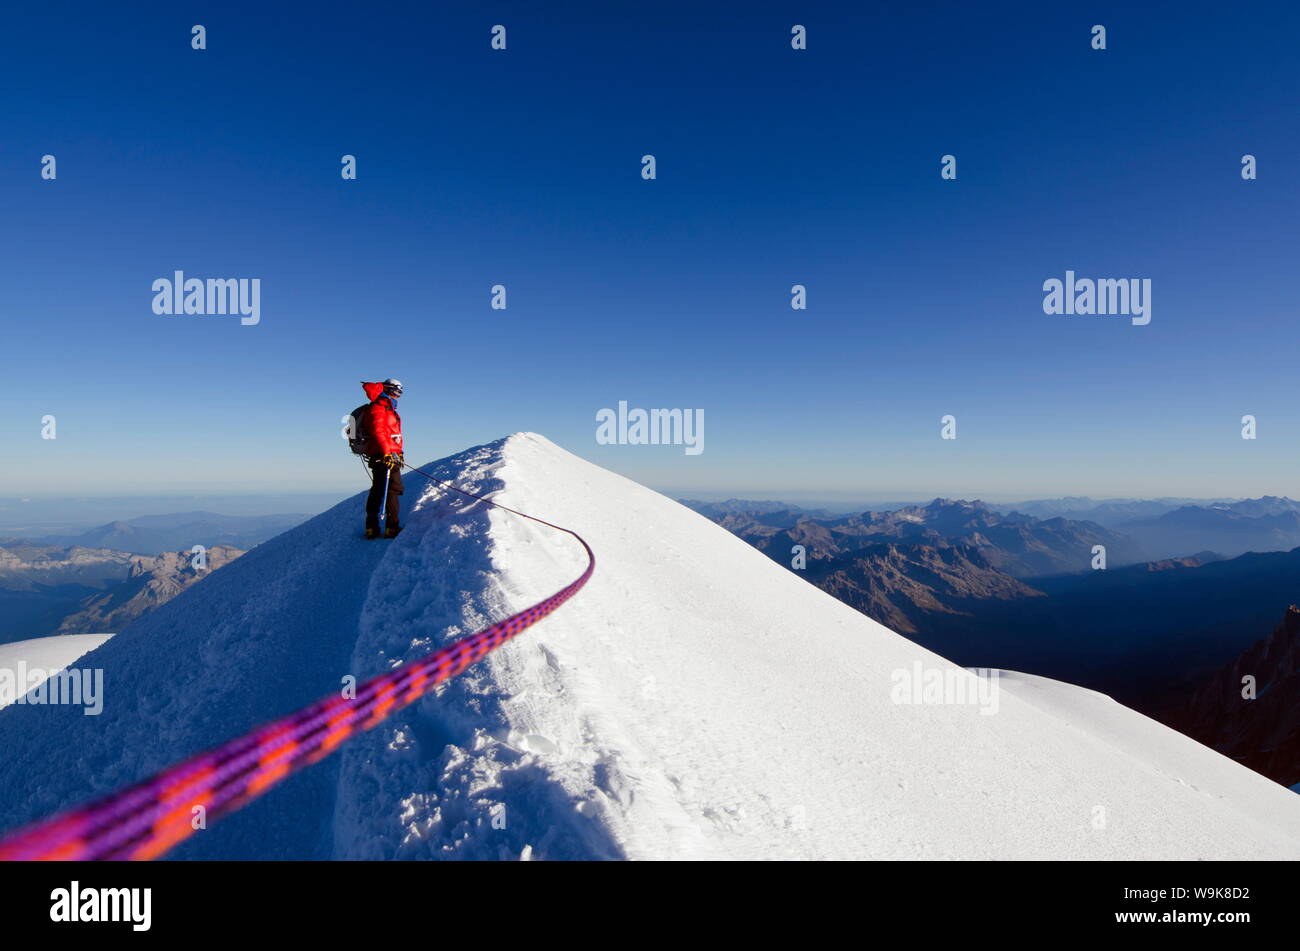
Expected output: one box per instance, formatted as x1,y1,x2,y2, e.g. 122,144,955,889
1,433,1298,859
0,634,114,710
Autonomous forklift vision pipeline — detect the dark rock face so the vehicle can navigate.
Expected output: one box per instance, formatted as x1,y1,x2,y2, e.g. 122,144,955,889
1163,607,1300,789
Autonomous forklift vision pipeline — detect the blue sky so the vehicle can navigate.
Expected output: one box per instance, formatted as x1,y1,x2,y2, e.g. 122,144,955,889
3,1,1298,501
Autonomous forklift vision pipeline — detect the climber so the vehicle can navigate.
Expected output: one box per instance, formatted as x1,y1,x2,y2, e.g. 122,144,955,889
355,379,405,539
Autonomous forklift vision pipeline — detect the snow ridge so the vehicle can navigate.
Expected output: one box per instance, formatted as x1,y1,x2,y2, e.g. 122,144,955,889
331,441,622,859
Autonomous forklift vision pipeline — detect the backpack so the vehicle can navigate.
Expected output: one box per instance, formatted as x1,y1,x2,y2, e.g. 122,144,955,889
345,403,372,455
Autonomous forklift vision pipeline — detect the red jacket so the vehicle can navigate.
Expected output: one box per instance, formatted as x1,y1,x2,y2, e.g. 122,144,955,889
360,382,403,456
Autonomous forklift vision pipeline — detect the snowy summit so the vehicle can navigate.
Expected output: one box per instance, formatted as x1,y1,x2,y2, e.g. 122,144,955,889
0,433,1297,860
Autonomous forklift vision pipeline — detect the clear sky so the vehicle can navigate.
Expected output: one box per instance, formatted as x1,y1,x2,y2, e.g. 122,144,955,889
3,1,1298,501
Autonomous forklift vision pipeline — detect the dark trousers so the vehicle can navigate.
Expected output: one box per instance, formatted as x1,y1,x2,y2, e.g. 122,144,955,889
365,458,403,528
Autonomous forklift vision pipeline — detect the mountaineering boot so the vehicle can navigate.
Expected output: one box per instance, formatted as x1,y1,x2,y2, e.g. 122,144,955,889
384,522,402,539
364,526,380,540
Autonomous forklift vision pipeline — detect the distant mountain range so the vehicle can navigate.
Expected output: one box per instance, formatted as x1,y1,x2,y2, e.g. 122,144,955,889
991,496,1242,525
0,543,142,642
686,491,1300,563
0,494,339,538
806,543,1044,635
678,498,832,518
22,510,310,556
0,537,247,643
1116,502,1300,560
0,543,137,591
683,497,1145,578
55,546,243,636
